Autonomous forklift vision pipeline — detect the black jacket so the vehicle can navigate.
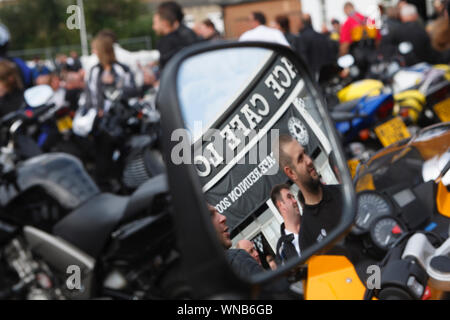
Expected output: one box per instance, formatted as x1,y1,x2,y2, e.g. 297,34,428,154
225,249,298,299
157,24,199,69
385,21,439,65
297,26,336,78
276,223,300,265
0,89,24,118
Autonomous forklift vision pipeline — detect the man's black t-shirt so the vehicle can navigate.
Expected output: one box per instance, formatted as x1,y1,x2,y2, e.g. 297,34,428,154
298,184,343,250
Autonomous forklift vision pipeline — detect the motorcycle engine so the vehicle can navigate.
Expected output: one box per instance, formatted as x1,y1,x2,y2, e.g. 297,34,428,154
3,238,64,300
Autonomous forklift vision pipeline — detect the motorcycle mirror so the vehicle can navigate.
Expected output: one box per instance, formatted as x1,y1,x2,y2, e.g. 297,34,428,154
337,54,355,69
157,41,356,299
398,42,413,55
24,85,53,108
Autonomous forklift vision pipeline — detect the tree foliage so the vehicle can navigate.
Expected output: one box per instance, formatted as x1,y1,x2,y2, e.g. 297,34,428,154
0,0,155,51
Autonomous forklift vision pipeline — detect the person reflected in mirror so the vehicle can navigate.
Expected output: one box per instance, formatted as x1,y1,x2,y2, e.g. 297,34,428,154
208,204,297,298
239,11,290,47
152,1,199,70
266,254,278,271
236,239,262,266
277,134,343,250
208,203,260,276
271,184,302,264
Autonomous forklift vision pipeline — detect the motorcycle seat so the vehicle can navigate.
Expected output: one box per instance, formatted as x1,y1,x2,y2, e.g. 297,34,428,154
122,174,169,223
332,99,360,112
53,193,128,258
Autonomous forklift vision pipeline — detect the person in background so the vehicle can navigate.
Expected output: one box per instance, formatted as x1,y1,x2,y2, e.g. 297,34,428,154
66,51,82,72
54,54,69,78
430,0,447,20
80,31,138,191
195,19,221,41
297,14,337,79
339,1,380,57
31,56,51,84
152,1,199,70
239,11,290,47
272,15,298,49
0,60,24,118
236,239,262,265
385,3,440,65
0,23,32,89
84,32,137,112
330,19,341,42
63,71,85,111
427,0,450,57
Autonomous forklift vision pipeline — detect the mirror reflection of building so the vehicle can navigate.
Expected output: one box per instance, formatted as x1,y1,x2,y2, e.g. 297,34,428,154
277,134,343,250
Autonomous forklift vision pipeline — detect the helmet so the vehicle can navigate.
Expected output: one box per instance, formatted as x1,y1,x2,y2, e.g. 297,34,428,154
72,108,97,137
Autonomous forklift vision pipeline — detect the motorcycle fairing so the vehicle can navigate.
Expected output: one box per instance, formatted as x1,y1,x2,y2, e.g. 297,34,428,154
14,153,99,209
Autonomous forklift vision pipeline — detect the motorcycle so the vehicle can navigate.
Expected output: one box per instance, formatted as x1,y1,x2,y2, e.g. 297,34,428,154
305,122,450,299
72,87,164,193
0,88,185,300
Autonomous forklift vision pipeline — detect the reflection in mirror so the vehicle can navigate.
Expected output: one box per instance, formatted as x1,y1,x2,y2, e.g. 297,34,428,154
175,47,345,286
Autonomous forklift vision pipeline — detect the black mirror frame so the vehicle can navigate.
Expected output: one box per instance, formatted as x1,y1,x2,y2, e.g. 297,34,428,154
157,40,356,299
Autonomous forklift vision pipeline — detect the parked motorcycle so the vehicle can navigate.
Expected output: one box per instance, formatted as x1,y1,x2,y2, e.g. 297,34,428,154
0,87,184,300
72,88,164,193
306,122,450,299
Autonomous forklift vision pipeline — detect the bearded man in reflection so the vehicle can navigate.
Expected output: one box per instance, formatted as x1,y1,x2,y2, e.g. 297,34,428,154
207,204,298,298
277,134,343,250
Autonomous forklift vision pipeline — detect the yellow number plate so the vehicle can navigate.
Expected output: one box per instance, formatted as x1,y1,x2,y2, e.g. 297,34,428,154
374,117,410,147
347,159,360,178
433,98,450,122
56,116,73,133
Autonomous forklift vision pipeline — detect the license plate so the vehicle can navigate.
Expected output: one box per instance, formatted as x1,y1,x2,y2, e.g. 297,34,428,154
347,159,360,178
433,97,450,122
57,116,73,133
374,117,410,147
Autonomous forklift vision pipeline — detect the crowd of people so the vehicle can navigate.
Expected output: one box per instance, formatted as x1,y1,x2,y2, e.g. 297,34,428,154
1,0,449,119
